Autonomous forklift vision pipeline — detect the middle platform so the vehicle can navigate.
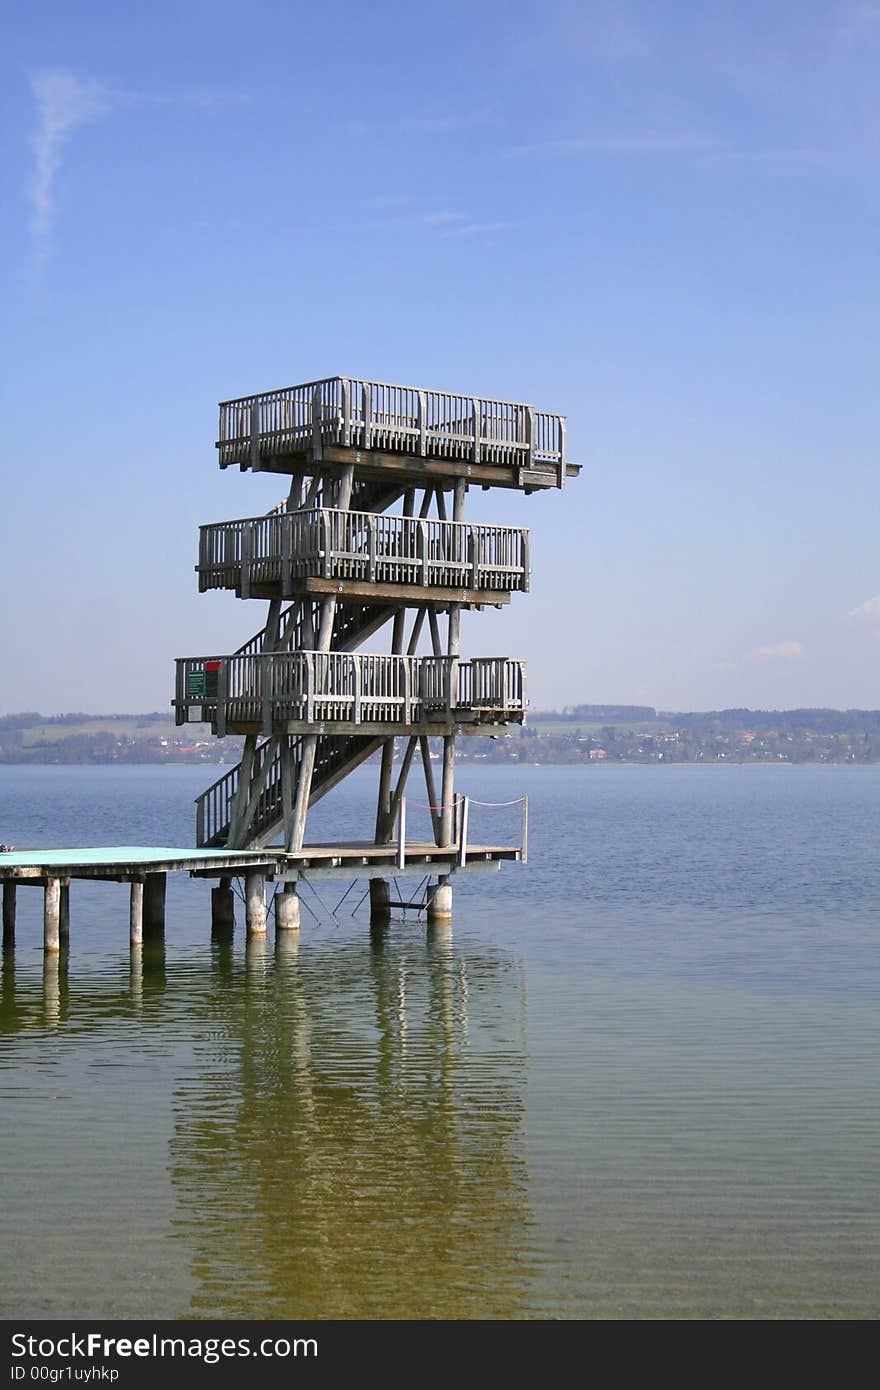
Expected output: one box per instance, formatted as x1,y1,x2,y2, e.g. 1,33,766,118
174,650,526,736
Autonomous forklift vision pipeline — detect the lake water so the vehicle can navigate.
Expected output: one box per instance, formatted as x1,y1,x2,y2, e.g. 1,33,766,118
1,763,878,1320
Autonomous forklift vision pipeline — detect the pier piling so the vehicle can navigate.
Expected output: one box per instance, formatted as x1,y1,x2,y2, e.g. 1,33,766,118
144,873,166,933
275,883,300,931
130,880,144,948
44,878,61,953
211,876,236,930
59,882,70,943
369,879,391,926
2,882,15,948
427,876,453,924
245,871,267,936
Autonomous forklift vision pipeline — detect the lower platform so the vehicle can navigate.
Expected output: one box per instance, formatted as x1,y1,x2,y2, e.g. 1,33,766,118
0,841,521,952
0,841,520,884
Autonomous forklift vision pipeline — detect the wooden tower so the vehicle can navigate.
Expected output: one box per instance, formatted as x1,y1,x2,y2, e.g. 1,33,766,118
174,375,576,925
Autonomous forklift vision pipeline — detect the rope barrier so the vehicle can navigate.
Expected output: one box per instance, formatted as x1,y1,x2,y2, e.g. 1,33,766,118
460,796,527,808
403,795,527,811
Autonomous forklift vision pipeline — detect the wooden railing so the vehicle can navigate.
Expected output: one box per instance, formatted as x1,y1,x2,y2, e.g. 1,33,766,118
175,652,526,733
198,508,530,596
216,375,567,481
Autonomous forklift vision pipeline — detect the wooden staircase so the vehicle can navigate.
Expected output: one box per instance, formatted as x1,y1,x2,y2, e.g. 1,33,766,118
196,730,383,848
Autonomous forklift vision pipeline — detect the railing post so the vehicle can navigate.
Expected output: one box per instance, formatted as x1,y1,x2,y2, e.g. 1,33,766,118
526,406,536,469
557,417,566,489
472,398,481,463
353,655,362,724
217,661,227,738
241,521,253,599
418,519,428,586
458,795,470,867
280,514,292,596
362,382,372,450
403,658,412,724
261,655,272,734
323,509,332,579
397,796,406,870
520,796,528,865
311,384,323,460
250,401,261,472
368,514,376,584
418,390,427,456
305,652,314,724
341,377,351,447
522,528,530,593
196,794,205,848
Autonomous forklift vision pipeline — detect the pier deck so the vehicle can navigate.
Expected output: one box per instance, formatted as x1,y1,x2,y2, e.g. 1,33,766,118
0,836,521,951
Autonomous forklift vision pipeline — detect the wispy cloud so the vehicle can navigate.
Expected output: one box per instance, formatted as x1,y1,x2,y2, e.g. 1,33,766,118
749,640,807,662
29,69,110,254
27,69,249,264
847,595,880,625
444,221,512,237
359,203,507,238
510,131,724,158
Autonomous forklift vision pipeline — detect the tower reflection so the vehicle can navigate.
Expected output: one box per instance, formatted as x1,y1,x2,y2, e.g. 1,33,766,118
168,927,533,1319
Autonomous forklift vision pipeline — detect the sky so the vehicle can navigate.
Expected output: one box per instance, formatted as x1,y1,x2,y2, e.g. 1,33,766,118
2,0,880,714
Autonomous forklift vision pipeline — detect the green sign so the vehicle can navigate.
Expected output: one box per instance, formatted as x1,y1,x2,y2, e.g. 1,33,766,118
185,671,206,697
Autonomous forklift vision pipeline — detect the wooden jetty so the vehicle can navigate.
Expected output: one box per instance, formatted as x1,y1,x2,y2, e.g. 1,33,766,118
0,820,523,951
3,373,574,951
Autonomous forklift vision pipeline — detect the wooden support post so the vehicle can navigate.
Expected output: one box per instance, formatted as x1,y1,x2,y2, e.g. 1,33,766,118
427,875,453,923
289,733,317,852
2,882,15,949
44,877,61,953
211,876,235,931
374,738,395,842
275,883,301,932
144,874,166,933
370,877,390,927
420,736,442,842
245,871,267,936
59,881,70,943
397,797,407,871
130,880,144,948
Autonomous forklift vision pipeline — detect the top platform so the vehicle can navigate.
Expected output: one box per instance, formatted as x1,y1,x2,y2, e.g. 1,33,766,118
217,375,579,492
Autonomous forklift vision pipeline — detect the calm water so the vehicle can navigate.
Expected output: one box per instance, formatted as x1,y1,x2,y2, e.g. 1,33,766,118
1,763,878,1320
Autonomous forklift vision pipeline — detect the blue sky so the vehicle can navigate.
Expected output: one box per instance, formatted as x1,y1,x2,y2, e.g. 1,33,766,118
2,0,880,713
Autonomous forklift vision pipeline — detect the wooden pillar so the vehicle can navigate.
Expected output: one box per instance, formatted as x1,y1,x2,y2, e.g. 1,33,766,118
245,871,267,935
144,873,166,933
130,880,144,948
44,877,61,953
59,881,70,943
427,875,453,923
275,883,300,931
211,876,235,930
370,877,391,926
2,882,15,949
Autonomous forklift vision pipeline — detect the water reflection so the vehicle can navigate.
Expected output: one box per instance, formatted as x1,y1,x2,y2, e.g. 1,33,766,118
0,927,533,1320
169,928,532,1319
